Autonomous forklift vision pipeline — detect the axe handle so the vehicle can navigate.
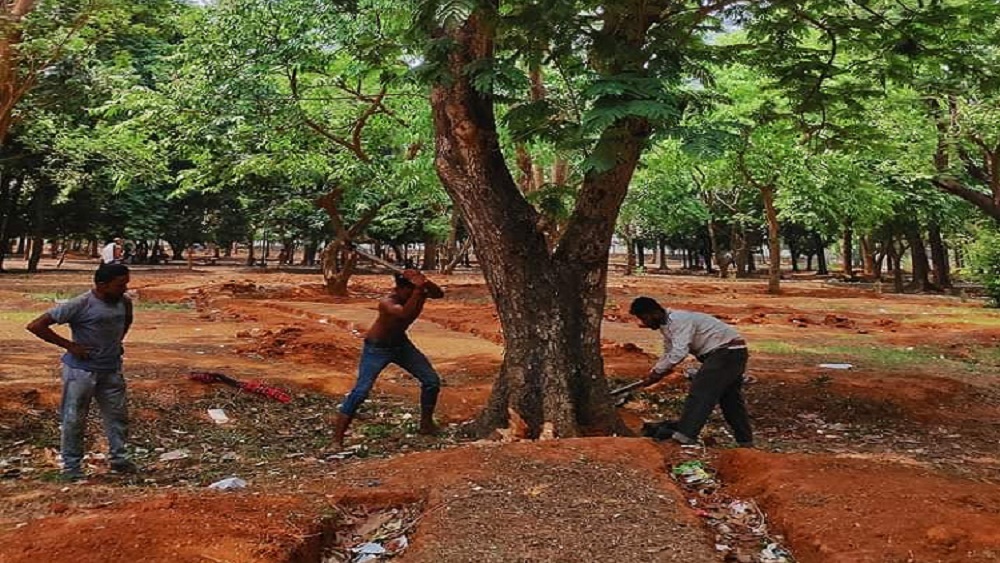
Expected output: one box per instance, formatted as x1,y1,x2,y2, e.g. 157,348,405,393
352,247,405,273
610,380,646,396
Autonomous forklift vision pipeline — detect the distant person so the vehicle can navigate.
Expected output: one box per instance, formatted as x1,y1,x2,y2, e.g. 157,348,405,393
330,270,444,452
629,296,753,447
26,264,137,481
100,238,123,264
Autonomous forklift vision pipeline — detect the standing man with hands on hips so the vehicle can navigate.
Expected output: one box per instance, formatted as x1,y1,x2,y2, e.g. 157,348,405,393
26,263,138,481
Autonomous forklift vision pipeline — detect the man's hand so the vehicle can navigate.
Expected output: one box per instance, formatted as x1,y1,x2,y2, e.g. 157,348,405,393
66,343,90,359
402,269,427,287
642,370,666,387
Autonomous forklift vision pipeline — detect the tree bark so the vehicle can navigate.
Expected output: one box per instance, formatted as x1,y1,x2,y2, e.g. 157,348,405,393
658,236,667,272
428,9,648,437
813,233,829,275
760,185,781,294
860,235,876,277
886,238,905,293
905,223,934,292
842,221,854,279
316,188,381,295
422,238,439,270
927,222,951,289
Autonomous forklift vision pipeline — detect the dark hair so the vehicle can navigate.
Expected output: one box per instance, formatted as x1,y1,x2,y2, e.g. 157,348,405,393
393,272,414,288
629,296,663,316
95,263,129,284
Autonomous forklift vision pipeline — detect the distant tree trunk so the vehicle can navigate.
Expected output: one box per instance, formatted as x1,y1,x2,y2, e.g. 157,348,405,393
422,238,439,270
813,233,829,275
806,253,813,271
842,221,854,279
0,174,20,272
860,235,876,277
927,223,951,289
623,230,635,276
441,236,473,275
635,240,645,269
760,185,781,294
27,236,42,271
905,224,934,292
886,239,905,293
658,236,667,271
246,238,255,266
302,241,318,266
316,188,382,295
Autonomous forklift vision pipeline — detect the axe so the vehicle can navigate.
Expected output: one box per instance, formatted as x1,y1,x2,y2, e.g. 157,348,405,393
610,380,646,407
188,372,292,403
350,246,405,273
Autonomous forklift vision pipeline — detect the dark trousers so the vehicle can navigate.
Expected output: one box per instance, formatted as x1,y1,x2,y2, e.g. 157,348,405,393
339,338,441,417
676,348,752,444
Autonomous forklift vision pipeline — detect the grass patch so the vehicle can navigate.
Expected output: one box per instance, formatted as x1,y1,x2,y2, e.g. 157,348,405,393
0,311,42,323
134,301,192,312
752,338,957,371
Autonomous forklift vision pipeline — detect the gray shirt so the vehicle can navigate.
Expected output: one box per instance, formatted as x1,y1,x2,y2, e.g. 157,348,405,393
652,309,742,375
48,290,132,372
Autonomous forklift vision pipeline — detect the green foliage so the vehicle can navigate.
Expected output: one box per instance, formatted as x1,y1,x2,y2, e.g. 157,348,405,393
966,224,1000,307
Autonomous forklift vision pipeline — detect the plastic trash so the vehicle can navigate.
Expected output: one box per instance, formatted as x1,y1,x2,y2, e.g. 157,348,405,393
385,535,409,554
207,409,230,424
351,543,385,556
158,449,189,461
208,477,247,490
818,363,853,369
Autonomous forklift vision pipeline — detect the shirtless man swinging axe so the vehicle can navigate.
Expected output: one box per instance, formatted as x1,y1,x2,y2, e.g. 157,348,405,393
330,268,445,452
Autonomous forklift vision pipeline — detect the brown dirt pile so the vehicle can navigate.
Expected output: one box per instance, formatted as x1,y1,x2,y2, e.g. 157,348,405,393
718,449,1000,563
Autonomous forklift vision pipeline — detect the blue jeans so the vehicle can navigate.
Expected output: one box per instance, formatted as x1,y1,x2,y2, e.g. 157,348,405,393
339,338,441,417
60,366,129,473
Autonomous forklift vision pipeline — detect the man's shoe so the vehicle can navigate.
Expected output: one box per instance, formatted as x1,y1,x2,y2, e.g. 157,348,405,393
735,442,755,448
670,431,698,445
110,460,139,474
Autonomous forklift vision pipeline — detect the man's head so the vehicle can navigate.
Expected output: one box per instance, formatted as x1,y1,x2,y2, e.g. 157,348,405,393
629,296,666,329
94,264,130,302
393,272,415,300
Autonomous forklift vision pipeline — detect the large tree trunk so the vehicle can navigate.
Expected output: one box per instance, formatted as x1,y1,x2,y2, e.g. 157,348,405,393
760,185,781,294
428,10,647,438
657,236,668,272
927,222,951,289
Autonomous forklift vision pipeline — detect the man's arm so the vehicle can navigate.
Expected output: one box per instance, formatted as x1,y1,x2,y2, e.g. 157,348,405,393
643,321,695,386
123,297,134,337
26,314,89,359
420,279,444,299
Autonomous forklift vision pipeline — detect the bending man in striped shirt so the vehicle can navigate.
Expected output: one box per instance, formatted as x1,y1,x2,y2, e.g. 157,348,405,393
630,296,753,447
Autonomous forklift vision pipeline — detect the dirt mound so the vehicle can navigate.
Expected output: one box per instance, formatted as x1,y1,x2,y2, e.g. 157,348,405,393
235,325,359,369
328,438,717,562
602,341,657,377
0,493,314,563
718,449,1000,562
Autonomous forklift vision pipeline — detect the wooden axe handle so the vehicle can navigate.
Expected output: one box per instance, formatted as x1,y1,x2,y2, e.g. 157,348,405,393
610,380,646,396
352,247,405,273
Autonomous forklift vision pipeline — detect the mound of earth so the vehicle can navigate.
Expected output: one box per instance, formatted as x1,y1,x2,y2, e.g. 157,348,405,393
718,449,1000,562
